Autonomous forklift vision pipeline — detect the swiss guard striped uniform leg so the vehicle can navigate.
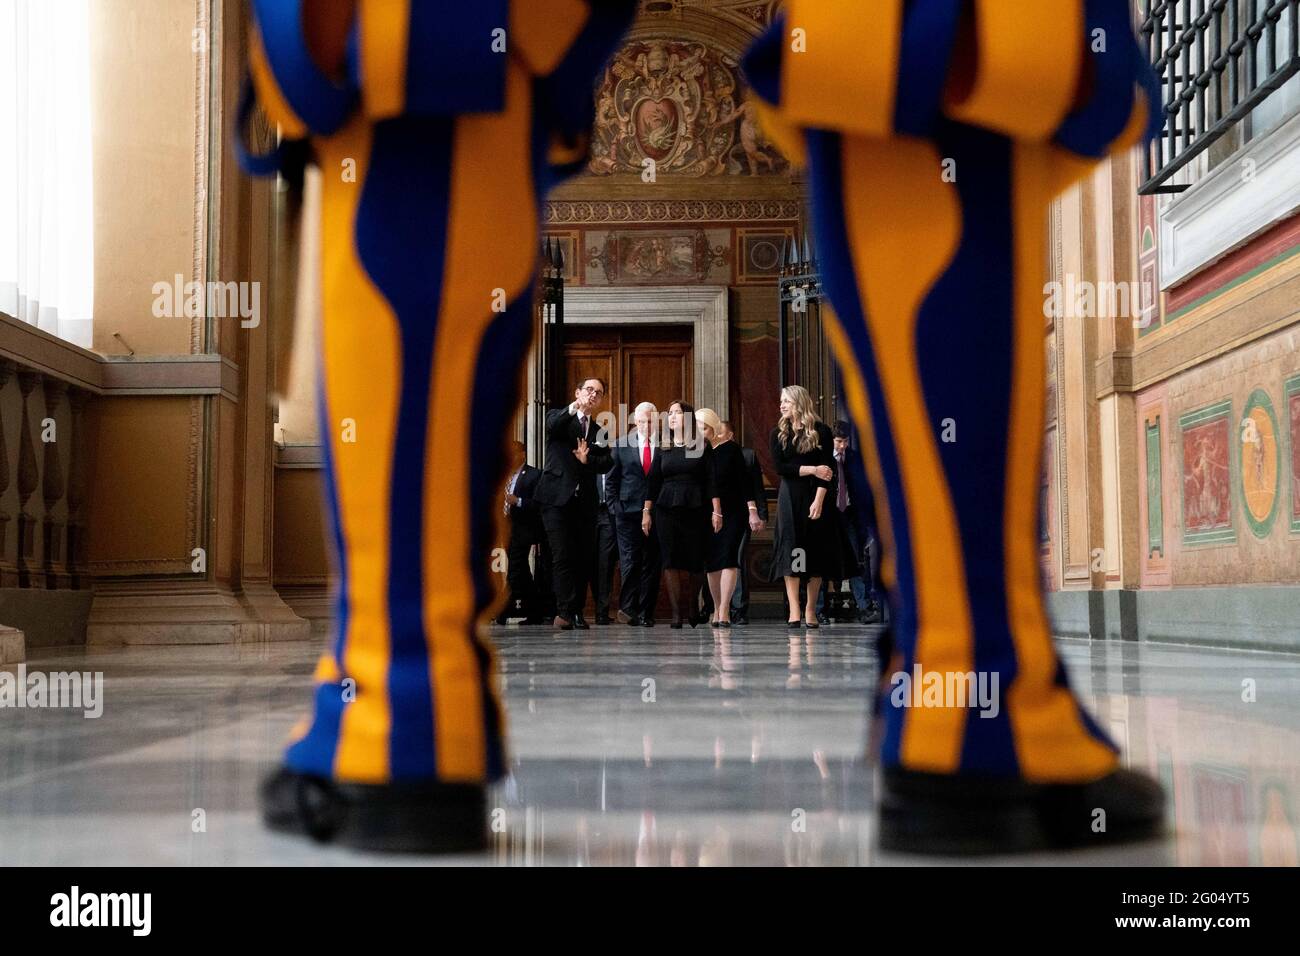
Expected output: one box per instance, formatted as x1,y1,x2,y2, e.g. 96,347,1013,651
744,0,1166,853
238,0,635,852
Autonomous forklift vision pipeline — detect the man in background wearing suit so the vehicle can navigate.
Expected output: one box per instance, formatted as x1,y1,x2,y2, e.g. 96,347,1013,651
498,440,552,625
819,420,885,625
536,378,614,630
584,470,621,624
607,401,662,626
722,420,767,626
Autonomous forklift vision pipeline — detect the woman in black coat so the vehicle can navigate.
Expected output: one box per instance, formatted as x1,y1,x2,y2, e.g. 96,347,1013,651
652,401,715,628
770,385,836,627
696,407,760,628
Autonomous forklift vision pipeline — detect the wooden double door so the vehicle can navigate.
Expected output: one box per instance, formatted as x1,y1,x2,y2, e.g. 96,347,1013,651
564,325,693,436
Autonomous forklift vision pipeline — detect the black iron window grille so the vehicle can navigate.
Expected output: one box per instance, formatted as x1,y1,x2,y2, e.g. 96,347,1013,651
1139,0,1300,194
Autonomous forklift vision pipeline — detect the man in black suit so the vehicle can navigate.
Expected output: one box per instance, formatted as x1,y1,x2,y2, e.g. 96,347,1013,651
536,377,614,630
721,420,768,626
819,420,885,625
583,470,621,624
497,440,552,625
606,401,662,626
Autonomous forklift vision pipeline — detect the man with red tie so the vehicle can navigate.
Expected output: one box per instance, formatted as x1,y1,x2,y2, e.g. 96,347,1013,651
606,402,663,627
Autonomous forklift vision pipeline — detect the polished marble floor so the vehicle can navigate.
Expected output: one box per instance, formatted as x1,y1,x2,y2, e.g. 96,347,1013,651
1,623,1298,866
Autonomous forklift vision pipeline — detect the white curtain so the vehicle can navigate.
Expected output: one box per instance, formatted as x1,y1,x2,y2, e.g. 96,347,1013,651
0,0,94,349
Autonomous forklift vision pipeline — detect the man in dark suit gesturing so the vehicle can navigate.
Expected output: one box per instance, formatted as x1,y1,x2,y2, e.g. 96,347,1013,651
536,378,614,630
606,401,663,626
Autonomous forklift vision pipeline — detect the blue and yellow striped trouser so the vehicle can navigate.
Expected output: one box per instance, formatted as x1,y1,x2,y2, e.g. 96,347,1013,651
242,0,635,784
745,0,1161,782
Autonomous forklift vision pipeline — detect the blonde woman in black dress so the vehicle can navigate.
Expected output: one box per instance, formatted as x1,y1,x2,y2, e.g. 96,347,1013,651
696,408,760,628
653,401,715,628
770,385,836,627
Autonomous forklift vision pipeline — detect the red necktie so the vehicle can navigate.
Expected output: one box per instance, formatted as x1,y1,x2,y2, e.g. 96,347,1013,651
642,440,651,475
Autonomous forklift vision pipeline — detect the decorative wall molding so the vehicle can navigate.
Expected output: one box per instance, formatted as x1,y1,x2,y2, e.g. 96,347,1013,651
545,198,802,225
0,312,240,397
86,579,309,644
1159,107,1300,288
99,355,240,398
563,286,729,418
1131,260,1300,390
275,443,325,469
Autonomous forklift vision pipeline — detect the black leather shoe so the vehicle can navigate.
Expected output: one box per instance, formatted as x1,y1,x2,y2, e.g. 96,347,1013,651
816,612,832,626
595,614,612,626
879,766,1165,855
574,614,591,630
261,767,487,854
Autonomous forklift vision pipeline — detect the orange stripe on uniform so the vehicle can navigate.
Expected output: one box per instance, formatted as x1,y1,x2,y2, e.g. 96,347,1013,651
839,135,971,773
316,117,400,784
421,63,537,782
946,0,1083,141
248,25,308,139
511,0,589,76
781,0,903,139
1004,142,1118,783
358,0,410,119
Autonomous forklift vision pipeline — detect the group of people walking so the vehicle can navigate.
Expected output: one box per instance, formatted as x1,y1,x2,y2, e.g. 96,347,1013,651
500,378,884,630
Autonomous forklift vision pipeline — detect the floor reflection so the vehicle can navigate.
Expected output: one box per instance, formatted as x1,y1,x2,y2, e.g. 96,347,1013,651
0,626,1296,865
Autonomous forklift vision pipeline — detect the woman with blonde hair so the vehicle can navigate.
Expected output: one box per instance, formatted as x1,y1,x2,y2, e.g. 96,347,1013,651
653,401,715,628
695,407,758,628
770,385,836,627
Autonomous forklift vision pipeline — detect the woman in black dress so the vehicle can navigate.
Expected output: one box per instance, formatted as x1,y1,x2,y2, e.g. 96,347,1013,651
696,408,760,628
770,385,836,627
652,401,715,628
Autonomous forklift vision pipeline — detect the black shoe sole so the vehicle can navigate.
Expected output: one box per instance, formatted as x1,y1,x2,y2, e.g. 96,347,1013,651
879,767,1166,856
261,768,488,854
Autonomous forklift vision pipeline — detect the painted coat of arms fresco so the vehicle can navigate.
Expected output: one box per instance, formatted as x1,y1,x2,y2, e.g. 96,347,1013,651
589,39,788,177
